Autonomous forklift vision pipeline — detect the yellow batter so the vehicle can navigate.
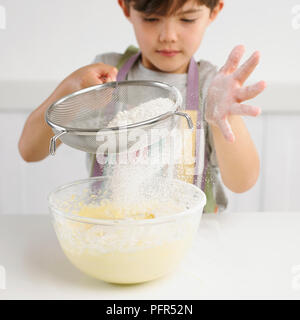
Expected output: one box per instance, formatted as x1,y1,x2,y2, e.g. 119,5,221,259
75,200,156,220
54,198,200,284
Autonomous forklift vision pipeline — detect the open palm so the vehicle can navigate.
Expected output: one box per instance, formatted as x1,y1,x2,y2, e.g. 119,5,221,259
205,45,267,142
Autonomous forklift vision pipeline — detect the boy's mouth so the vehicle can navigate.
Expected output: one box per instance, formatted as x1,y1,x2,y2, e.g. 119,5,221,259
156,50,180,57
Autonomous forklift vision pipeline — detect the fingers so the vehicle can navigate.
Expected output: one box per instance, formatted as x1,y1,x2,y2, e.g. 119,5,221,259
99,73,117,83
216,118,235,143
81,76,104,88
81,64,118,88
233,51,260,85
219,45,245,74
236,80,267,101
229,103,261,117
94,63,118,82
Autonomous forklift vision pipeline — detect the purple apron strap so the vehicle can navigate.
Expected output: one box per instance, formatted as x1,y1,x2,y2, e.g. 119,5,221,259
92,154,104,177
186,58,199,111
117,52,141,81
186,58,207,189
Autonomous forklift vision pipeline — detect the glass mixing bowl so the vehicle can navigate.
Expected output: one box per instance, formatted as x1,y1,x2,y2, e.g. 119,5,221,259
48,176,206,284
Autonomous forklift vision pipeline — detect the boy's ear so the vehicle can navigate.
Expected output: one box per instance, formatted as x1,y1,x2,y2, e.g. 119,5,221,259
118,0,130,18
209,0,224,23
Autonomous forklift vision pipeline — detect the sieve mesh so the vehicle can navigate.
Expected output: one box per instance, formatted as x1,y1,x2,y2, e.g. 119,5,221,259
45,80,192,155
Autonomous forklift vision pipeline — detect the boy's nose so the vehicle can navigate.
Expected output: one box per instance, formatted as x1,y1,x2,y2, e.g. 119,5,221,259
159,21,178,43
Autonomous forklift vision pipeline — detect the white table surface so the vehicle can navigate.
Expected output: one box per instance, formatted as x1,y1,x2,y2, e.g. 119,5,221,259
1,212,300,300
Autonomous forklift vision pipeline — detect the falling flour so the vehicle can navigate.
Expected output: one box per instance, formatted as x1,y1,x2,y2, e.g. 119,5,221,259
95,97,176,213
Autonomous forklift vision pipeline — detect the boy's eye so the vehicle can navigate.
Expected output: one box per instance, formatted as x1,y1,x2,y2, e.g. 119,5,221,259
143,18,159,22
142,17,197,23
181,18,196,23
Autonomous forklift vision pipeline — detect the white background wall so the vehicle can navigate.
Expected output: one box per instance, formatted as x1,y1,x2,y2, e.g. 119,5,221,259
0,0,300,83
0,0,300,215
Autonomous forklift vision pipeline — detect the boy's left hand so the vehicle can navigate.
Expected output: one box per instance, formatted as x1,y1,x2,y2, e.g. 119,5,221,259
205,45,267,142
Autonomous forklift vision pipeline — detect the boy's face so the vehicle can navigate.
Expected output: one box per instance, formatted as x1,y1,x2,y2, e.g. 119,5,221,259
119,0,223,74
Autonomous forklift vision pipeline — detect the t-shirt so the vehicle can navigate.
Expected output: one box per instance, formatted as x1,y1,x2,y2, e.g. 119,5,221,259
86,52,228,212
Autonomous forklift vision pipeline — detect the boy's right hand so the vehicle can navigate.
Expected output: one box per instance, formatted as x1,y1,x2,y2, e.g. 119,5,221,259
55,62,119,98
19,62,118,162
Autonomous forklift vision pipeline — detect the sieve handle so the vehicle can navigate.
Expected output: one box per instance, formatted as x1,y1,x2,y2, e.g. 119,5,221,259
49,131,66,156
174,111,193,129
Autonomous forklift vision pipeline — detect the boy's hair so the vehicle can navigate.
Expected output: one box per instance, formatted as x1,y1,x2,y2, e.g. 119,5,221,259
124,0,220,15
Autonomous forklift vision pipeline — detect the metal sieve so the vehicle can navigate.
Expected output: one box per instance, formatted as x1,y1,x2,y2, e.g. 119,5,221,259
45,80,193,155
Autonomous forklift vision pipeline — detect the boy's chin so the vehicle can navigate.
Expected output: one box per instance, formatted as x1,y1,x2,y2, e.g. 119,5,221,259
150,59,188,74
159,63,188,74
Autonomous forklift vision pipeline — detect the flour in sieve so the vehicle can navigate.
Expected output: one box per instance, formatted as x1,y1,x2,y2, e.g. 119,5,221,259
107,97,174,127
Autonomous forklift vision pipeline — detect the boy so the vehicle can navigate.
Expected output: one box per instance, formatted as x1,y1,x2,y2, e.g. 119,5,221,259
18,0,266,212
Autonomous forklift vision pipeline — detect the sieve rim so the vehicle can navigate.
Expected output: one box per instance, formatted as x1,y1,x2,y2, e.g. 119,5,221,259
45,80,183,134
47,176,206,227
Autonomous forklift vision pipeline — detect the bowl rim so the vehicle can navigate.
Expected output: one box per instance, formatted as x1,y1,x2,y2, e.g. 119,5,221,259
47,176,207,226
